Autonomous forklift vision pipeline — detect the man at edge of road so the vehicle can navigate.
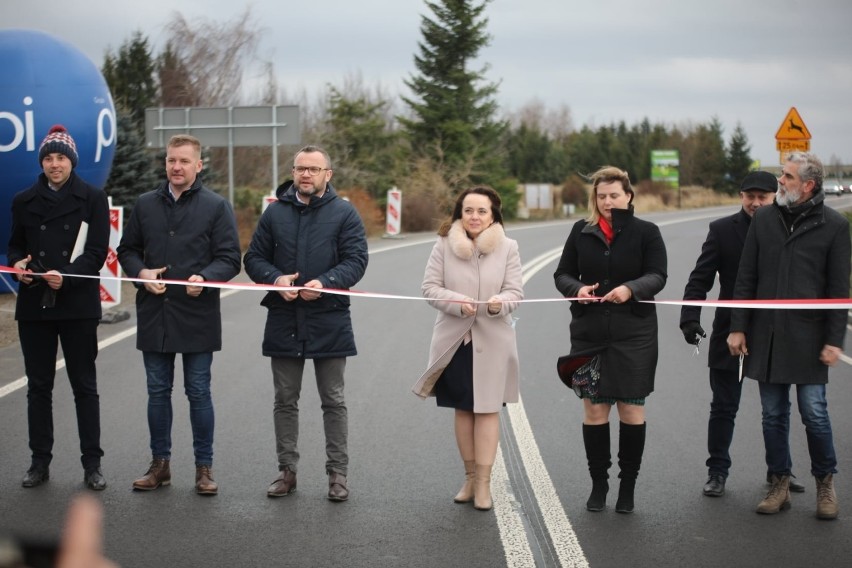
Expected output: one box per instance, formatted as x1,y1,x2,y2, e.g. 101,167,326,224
728,151,850,520
7,124,109,492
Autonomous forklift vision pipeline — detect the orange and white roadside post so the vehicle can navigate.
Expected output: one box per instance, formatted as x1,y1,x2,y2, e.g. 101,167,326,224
385,187,402,237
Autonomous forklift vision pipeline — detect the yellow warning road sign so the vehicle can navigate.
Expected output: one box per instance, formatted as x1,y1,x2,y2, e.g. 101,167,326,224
775,107,811,140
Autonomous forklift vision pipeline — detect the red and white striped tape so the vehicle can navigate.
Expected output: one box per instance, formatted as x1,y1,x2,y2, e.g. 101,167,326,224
2,265,849,309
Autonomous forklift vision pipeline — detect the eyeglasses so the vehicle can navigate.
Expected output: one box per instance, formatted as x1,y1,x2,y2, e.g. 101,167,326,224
293,166,329,176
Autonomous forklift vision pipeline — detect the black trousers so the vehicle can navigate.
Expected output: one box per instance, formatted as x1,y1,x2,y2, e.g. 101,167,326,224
19,318,104,470
706,367,743,477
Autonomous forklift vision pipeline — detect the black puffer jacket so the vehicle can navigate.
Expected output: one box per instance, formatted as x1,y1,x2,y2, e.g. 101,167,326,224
243,181,368,358
117,178,241,353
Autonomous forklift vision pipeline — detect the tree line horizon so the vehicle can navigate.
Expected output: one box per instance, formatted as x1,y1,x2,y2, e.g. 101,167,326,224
100,1,754,231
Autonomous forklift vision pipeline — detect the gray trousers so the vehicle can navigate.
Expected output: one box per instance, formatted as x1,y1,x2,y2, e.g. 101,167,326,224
271,357,348,475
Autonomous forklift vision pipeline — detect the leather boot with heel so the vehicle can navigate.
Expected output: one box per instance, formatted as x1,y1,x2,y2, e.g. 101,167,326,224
615,422,646,514
583,423,611,512
132,458,171,491
454,460,476,503
195,465,218,495
473,464,493,511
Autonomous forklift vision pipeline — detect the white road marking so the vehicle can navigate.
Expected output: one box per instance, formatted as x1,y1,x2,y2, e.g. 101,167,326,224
0,377,26,399
489,256,591,567
504,396,589,568
493,449,537,567
1,288,240,399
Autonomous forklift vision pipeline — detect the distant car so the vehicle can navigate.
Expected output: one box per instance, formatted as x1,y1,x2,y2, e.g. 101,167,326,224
843,183,852,194
823,180,843,196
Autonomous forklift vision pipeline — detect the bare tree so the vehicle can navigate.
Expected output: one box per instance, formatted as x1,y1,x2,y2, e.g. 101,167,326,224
159,8,262,106
829,154,843,181
507,99,574,140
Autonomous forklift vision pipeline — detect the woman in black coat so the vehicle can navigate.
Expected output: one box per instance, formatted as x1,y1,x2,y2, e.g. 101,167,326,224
554,166,667,514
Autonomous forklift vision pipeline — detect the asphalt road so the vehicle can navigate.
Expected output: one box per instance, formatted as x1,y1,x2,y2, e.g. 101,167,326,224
2,200,852,567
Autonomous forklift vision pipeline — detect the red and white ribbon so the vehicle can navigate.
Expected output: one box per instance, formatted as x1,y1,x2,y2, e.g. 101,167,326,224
2,265,849,309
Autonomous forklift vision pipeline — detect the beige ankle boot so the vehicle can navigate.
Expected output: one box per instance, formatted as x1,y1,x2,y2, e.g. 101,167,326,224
473,464,493,511
816,473,839,520
454,460,476,503
756,474,791,514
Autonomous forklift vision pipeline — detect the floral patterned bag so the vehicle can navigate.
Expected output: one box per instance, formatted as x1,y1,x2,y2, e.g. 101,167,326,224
568,355,601,399
557,349,603,399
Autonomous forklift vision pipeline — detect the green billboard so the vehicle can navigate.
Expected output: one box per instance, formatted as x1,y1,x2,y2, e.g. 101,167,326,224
651,150,679,188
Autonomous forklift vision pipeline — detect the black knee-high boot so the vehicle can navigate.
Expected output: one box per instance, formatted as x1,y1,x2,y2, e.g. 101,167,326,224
582,423,611,512
615,421,646,514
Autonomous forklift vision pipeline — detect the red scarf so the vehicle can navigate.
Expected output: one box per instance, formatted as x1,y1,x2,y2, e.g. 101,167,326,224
598,216,614,244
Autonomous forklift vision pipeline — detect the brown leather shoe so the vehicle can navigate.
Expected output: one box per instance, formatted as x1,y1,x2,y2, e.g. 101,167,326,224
267,467,297,497
195,465,218,495
328,472,349,502
132,458,170,491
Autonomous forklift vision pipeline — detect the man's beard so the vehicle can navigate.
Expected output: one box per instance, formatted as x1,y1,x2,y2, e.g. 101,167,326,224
297,183,321,198
775,186,802,207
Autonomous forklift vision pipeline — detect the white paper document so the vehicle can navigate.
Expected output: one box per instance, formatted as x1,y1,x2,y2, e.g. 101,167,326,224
70,221,89,262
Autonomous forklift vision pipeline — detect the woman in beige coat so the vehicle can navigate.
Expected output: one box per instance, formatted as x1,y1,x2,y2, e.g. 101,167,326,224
412,186,523,511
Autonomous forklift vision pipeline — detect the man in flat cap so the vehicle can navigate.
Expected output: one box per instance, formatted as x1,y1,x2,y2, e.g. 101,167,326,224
680,170,805,498
7,124,110,491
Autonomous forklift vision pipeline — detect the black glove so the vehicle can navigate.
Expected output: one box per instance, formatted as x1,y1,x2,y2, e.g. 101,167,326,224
680,321,706,345
27,259,57,308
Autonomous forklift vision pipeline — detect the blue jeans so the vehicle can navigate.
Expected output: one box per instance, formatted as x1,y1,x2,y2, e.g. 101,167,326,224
143,351,214,466
759,382,837,478
706,369,793,478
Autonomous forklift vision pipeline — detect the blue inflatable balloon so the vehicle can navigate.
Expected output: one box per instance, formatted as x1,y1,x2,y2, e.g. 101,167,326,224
0,29,116,292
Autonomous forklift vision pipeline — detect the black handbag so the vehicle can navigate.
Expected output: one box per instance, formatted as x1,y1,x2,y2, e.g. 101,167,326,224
557,348,603,398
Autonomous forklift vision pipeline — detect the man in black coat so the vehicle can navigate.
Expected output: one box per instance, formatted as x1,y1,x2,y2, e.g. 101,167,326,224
244,145,368,502
7,124,109,491
728,152,850,520
117,134,241,496
681,171,806,497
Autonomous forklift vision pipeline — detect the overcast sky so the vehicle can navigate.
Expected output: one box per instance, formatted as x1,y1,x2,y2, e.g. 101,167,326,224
4,0,852,169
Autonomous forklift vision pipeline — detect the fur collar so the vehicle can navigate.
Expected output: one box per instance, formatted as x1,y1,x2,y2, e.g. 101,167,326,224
447,219,505,260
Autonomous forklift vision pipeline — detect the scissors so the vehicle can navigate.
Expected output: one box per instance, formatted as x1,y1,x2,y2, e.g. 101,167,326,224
692,334,702,357
738,354,745,382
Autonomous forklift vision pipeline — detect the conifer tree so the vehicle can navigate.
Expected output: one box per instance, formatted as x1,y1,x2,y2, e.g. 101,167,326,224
104,106,158,207
400,0,506,188
726,123,753,193
101,31,157,128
